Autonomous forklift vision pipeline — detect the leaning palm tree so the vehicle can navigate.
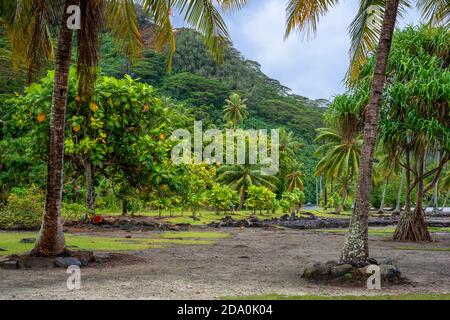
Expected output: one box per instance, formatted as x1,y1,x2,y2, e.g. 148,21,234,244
217,164,278,210
285,0,449,266
2,0,246,256
223,93,249,126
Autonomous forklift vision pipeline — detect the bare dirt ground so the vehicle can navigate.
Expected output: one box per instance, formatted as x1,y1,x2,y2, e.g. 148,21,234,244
1,227,449,300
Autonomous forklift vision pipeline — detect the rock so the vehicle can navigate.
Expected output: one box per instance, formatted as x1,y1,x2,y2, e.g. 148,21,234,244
352,266,370,280
330,264,355,278
18,256,54,269
0,260,18,269
67,250,94,267
325,260,339,269
54,257,82,268
379,264,401,281
20,238,36,244
368,258,378,265
379,258,399,267
302,262,330,278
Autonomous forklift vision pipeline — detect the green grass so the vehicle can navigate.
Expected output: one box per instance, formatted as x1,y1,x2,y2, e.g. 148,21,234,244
396,247,450,252
225,293,450,300
0,231,229,256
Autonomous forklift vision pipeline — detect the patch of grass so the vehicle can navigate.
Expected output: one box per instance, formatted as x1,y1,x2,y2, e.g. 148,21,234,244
159,231,230,239
225,293,450,300
396,247,450,252
0,231,229,256
307,209,353,219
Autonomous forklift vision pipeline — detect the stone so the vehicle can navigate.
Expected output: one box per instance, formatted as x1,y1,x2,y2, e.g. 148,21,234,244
325,260,339,269
302,262,330,278
0,260,18,269
20,238,36,244
18,256,55,269
67,250,94,267
330,264,355,278
379,264,401,281
54,257,82,268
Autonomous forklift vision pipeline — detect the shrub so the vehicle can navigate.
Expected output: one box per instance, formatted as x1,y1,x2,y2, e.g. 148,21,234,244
0,187,44,230
282,188,305,213
207,184,239,214
245,186,276,214
62,203,87,221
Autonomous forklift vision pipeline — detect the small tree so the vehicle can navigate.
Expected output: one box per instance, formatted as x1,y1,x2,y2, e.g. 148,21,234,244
245,186,276,215
207,184,239,214
282,188,305,214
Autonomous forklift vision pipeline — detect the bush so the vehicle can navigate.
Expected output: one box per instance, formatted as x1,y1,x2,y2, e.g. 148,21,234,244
207,184,239,214
0,187,44,230
282,188,305,213
245,186,276,214
62,203,87,221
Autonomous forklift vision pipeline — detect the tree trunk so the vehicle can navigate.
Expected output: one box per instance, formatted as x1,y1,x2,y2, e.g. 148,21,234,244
441,189,449,210
237,186,245,211
32,2,73,256
394,147,431,241
378,180,387,213
122,197,128,216
340,0,400,267
85,157,95,219
394,174,403,214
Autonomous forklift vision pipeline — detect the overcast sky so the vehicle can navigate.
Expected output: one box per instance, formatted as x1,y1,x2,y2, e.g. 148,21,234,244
175,1,421,100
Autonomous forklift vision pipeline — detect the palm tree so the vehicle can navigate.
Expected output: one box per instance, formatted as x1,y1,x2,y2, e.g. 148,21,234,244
285,0,448,266
223,93,249,126
217,164,278,210
286,163,304,192
2,0,246,256
315,127,362,213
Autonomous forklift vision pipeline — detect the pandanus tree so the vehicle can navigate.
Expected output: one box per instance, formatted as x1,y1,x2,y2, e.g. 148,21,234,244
377,26,450,241
285,0,449,266
1,0,246,256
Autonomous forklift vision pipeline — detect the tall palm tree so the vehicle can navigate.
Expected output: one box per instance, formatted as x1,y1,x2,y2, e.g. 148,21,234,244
217,164,278,210
2,0,246,256
285,0,448,266
223,93,249,126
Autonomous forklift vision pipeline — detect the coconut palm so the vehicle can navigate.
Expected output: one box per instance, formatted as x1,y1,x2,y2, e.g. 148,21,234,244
1,0,246,256
286,163,305,192
223,93,249,125
285,0,449,266
217,164,278,210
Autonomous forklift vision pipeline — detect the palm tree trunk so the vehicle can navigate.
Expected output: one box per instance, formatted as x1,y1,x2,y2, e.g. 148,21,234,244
394,174,403,214
340,0,400,267
237,187,245,211
32,2,73,256
378,180,387,213
85,157,95,218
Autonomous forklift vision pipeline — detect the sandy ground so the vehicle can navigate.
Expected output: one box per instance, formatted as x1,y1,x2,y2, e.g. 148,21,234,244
0,227,449,300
